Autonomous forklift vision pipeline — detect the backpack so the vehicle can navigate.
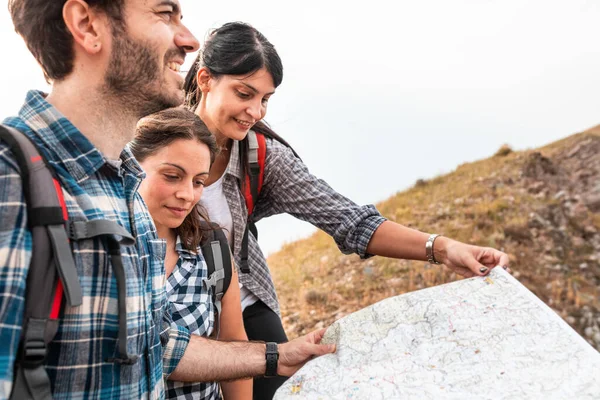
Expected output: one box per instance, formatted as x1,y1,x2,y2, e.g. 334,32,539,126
240,130,266,273
0,125,144,399
239,131,300,273
0,124,235,399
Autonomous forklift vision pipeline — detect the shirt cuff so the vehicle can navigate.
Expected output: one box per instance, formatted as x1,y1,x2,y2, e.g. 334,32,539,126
162,322,191,378
357,213,387,259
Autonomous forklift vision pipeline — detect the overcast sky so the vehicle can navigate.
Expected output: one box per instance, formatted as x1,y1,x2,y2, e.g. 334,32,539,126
1,0,599,255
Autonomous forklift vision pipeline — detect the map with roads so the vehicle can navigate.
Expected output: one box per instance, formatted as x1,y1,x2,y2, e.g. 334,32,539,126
275,267,600,399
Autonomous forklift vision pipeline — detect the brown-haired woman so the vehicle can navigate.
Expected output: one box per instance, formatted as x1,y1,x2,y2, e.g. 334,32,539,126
185,21,511,399
131,107,251,400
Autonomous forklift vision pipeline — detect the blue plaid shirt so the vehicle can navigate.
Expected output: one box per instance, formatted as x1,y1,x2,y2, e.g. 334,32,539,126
0,91,190,399
165,239,220,400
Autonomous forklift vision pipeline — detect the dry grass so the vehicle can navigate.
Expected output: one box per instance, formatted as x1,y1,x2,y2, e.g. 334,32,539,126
268,126,600,347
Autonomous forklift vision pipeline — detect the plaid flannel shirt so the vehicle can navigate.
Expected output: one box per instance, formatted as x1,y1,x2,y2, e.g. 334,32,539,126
221,136,387,315
165,239,220,400
0,91,190,399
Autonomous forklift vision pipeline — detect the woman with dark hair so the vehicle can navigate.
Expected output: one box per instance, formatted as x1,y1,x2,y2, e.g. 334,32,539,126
131,108,251,400
184,22,510,399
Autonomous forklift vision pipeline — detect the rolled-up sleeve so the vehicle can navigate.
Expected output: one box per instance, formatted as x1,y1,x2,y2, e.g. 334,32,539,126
160,306,191,378
254,139,387,259
0,145,31,398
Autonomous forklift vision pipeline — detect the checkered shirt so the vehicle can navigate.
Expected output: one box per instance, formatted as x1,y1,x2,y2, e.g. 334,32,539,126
220,136,387,315
165,239,220,400
0,90,190,399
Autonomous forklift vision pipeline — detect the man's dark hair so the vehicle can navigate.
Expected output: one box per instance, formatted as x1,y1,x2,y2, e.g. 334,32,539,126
8,0,124,82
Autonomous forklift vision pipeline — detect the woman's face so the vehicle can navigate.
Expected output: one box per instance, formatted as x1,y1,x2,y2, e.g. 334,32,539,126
197,67,275,141
138,138,211,238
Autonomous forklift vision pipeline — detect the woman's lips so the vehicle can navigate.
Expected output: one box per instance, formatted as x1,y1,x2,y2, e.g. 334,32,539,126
234,117,252,130
166,206,188,217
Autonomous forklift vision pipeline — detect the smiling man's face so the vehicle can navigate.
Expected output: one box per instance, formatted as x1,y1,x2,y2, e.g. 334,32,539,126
103,0,199,117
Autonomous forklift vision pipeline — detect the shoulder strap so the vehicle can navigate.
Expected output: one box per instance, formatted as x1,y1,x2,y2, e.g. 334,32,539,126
243,130,266,215
1,125,138,400
0,125,83,309
0,124,81,400
240,131,266,274
200,221,232,338
67,220,137,365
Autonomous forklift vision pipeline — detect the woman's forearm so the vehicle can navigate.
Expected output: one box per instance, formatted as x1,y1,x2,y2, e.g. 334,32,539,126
366,220,451,261
221,378,252,400
219,269,253,399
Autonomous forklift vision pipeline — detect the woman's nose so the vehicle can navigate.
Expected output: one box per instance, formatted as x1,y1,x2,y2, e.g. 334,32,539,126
176,182,194,201
246,101,263,121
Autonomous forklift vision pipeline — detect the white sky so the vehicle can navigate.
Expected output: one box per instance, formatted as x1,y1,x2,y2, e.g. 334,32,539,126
1,0,599,255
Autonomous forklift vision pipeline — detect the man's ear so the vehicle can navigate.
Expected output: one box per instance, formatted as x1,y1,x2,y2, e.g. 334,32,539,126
63,0,110,54
197,67,213,93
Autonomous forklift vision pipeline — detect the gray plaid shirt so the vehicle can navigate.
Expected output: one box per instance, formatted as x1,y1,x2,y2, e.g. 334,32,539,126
221,136,386,315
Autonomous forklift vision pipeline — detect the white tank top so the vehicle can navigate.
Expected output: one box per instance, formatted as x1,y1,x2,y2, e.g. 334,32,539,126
199,174,233,243
199,174,259,311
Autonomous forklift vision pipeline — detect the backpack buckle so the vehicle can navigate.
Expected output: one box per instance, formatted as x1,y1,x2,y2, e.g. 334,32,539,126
21,318,50,368
249,163,260,177
22,338,47,367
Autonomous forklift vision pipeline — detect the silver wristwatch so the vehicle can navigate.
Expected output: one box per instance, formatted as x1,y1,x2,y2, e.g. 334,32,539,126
425,234,442,265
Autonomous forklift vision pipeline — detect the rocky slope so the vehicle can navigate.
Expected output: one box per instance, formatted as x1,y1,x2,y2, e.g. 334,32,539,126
268,125,600,350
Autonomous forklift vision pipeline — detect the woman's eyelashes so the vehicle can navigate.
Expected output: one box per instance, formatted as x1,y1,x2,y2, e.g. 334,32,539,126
163,174,179,182
236,90,251,100
235,89,270,105
164,174,205,188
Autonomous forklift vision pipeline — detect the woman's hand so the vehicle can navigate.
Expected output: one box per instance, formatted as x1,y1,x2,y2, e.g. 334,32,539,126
435,237,511,278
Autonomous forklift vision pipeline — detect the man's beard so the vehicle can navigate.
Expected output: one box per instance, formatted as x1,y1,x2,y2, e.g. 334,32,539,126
103,27,185,118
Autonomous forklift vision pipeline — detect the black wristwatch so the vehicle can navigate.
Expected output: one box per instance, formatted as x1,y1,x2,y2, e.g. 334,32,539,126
264,342,279,377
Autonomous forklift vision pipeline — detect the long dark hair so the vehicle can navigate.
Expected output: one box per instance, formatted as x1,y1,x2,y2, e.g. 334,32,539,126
183,22,298,185
131,107,219,251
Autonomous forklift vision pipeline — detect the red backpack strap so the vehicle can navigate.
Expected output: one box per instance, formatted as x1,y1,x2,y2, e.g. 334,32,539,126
243,131,266,215
241,131,266,273
49,178,68,319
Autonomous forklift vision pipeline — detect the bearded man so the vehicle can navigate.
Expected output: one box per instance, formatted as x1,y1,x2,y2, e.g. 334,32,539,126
1,1,334,399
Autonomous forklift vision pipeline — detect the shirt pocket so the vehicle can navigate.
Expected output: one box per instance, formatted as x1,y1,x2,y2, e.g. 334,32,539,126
167,257,215,336
60,234,121,364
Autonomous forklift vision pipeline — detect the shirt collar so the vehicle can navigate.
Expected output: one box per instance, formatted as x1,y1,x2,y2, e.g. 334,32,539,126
175,236,199,261
120,144,146,181
5,90,143,183
225,135,244,180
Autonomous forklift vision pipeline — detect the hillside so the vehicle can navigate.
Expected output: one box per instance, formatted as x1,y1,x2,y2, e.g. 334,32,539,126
268,125,600,351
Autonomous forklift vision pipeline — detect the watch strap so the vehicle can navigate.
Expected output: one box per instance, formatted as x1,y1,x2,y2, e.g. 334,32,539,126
264,342,279,377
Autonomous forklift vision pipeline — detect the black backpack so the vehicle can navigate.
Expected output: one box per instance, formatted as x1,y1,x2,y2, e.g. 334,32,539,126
199,222,233,337
0,125,231,399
